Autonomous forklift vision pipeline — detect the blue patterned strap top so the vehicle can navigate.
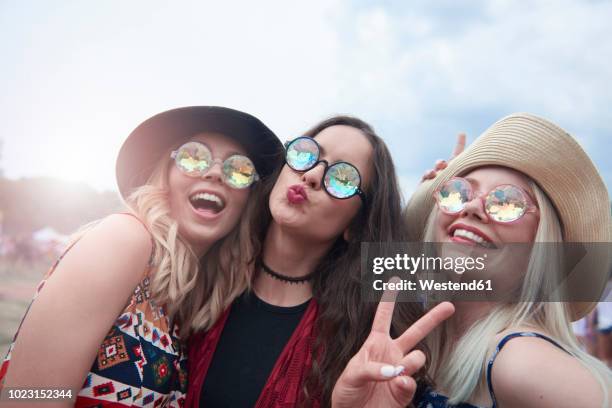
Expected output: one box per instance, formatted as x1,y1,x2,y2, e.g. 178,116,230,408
417,332,569,408
486,332,569,408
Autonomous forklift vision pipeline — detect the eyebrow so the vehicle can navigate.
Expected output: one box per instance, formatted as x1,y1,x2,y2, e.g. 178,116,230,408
192,140,244,159
464,177,480,188
225,150,243,158
466,176,538,203
312,137,327,156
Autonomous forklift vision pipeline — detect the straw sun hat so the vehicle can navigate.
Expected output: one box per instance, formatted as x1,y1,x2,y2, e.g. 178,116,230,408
404,112,611,320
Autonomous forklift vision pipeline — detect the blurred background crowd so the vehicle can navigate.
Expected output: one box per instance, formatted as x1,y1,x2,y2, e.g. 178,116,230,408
573,303,612,368
0,173,123,355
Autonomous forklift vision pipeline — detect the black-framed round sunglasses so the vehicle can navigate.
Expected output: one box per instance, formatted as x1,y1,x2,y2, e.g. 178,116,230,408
284,136,366,203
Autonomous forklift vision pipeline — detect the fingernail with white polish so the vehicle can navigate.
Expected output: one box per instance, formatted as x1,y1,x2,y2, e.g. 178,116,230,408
401,377,408,385
380,365,396,377
394,365,405,376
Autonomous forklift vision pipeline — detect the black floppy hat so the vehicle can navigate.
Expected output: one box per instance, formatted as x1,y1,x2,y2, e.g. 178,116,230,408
116,106,283,199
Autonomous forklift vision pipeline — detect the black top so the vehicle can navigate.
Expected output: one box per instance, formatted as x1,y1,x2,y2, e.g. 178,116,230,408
199,291,310,408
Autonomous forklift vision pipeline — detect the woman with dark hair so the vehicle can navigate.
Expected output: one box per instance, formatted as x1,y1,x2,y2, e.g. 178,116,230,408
186,116,454,407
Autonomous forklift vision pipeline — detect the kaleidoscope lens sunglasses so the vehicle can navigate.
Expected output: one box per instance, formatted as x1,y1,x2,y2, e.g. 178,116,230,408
170,141,259,189
434,177,538,223
284,136,366,203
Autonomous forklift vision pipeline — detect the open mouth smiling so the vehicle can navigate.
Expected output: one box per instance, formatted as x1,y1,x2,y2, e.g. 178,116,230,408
189,191,226,215
448,223,498,249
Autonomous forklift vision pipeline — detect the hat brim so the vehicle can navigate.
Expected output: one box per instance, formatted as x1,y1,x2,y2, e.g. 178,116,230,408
404,113,612,320
116,106,283,199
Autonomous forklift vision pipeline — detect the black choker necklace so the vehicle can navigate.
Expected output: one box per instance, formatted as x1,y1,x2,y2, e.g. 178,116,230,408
261,261,316,284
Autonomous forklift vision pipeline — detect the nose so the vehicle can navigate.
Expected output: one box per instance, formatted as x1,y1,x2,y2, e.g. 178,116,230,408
203,160,224,184
459,195,489,223
301,162,326,190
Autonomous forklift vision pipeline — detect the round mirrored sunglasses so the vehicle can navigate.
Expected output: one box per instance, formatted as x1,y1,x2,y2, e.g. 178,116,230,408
435,177,538,223
170,141,259,189
285,136,366,202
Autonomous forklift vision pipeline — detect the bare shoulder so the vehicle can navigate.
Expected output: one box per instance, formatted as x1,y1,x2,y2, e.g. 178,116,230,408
72,214,152,262
52,213,153,289
2,214,154,389
90,213,152,252
490,332,605,408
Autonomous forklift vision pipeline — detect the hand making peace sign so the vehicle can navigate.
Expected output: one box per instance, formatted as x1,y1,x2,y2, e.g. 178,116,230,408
331,279,455,408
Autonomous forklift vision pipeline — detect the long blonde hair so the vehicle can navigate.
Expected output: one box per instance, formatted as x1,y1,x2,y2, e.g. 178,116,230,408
424,181,611,405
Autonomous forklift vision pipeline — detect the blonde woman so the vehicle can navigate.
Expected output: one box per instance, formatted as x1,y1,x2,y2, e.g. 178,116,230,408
331,113,611,408
0,106,283,407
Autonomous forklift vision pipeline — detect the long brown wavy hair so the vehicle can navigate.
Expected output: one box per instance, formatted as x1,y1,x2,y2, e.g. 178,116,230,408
249,116,427,407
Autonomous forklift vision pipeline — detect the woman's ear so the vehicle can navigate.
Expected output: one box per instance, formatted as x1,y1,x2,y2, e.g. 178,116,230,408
343,228,350,242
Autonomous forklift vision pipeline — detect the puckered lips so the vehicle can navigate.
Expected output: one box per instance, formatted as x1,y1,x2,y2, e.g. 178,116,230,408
448,223,497,249
287,184,308,204
188,188,226,220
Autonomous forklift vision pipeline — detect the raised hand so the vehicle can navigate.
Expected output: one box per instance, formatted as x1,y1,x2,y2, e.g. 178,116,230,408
421,133,466,181
331,280,454,408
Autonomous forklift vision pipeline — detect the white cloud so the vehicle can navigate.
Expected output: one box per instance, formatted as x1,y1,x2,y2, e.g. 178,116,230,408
333,0,612,123
1,0,611,192
326,1,612,188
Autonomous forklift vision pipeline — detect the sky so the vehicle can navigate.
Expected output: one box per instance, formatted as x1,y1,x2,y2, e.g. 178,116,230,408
1,0,611,200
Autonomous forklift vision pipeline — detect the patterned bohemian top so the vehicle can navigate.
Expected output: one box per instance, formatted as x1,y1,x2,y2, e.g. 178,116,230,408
0,215,187,407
